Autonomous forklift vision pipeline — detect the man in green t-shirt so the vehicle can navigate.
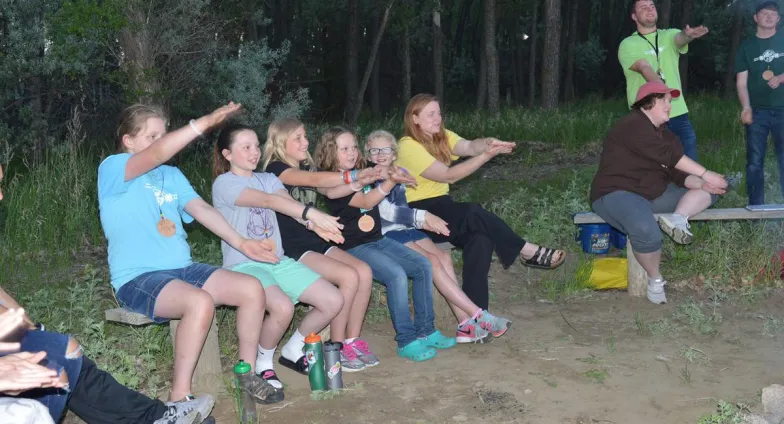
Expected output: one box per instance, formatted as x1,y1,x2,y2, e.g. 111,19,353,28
735,0,784,205
618,0,709,161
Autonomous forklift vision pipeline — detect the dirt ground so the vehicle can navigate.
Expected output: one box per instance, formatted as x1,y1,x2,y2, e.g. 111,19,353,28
206,259,784,424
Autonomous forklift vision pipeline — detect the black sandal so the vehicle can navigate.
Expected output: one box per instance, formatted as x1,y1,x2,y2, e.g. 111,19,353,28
278,355,308,375
257,368,284,387
521,246,565,270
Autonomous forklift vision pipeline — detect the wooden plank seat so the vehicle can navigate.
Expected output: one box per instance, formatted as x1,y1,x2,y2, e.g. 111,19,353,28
573,207,784,296
105,308,222,395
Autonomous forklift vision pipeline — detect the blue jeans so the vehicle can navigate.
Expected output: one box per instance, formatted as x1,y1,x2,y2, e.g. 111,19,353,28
348,237,435,348
745,108,784,205
18,331,83,422
666,113,698,161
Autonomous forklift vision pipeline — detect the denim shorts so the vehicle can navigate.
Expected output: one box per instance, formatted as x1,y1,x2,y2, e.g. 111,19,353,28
383,229,428,245
115,263,218,323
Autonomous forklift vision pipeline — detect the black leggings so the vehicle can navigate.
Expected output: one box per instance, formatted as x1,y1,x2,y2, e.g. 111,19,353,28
408,195,526,310
67,356,167,424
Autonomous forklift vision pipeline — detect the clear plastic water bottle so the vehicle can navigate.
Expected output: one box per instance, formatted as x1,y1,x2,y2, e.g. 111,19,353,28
233,360,258,423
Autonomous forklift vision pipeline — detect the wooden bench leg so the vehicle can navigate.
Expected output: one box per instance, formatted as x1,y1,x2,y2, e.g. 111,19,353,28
170,315,222,396
433,289,456,327
626,239,647,297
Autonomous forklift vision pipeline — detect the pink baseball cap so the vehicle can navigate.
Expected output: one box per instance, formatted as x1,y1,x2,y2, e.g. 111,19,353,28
635,81,681,103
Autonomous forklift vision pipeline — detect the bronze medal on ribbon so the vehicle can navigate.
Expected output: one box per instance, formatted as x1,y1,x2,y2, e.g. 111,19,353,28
358,215,375,233
157,217,176,237
763,70,775,81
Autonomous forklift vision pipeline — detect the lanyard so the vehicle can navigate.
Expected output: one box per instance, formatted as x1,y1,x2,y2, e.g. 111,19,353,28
638,30,664,81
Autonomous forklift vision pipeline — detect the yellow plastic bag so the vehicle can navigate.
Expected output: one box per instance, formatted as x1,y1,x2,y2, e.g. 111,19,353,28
588,257,628,290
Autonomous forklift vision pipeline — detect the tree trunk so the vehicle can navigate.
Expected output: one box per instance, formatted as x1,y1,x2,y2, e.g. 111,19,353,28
433,1,444,100
541,0,561,109
527,0,540,107
658,0,672,28
678,0,694,92
724,4,743,97
370,12,381,116
476,17,487,109
563,0,579,101
484,0,500,114
346,0,360,121
454,0,475,54
350,0,395,127
401,25,412,104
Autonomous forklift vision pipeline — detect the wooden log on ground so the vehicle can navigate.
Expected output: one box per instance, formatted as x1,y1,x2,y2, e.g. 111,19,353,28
170,316,221,396
106,308,222,396
626,239,647,297
434,242,457,327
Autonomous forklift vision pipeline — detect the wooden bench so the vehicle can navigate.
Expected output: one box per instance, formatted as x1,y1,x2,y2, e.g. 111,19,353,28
105,308,222,395
574,208,784,297
433,242,457,325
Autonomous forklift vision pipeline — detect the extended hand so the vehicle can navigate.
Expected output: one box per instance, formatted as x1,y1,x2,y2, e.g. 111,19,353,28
389,166,417,186
239,238,279,264
307,208,344,234
0,351,64,395
313,226,345,244
422,212,450,236
206,102,243,129
0,309,25,353
683,25,709,40
359,167,382,182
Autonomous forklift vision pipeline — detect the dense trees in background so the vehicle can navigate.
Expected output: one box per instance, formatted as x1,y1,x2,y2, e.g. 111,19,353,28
0,0,763,158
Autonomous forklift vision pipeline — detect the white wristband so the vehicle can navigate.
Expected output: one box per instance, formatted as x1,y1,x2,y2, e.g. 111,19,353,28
189,119,203,136
414,209,426,229
377,185,390,196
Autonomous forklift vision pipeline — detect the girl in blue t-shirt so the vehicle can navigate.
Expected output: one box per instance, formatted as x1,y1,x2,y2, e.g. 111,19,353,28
314,127,456,362
97,102,281,405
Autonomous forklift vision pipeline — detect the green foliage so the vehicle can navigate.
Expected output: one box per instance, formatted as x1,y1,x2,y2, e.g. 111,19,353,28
203,41,310,128
696,400,747,424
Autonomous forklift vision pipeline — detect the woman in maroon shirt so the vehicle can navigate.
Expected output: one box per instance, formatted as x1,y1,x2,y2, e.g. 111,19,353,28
590,82,727,305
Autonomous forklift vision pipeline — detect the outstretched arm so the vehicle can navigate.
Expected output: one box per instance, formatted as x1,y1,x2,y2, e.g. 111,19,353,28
185,198,279,263
235,188,343,234
421,142,512,184
275,167,379,189
124,103,241,182
674,25,709,49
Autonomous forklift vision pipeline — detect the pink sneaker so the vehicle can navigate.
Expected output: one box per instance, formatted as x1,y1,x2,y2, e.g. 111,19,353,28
339,343,366,372
350,338,380,367
456,320,490,343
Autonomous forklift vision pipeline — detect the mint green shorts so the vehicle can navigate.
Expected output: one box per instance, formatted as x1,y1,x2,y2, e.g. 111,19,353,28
231,257,320,303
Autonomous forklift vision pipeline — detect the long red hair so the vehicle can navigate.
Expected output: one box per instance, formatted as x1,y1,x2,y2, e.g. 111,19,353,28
403,93,452,165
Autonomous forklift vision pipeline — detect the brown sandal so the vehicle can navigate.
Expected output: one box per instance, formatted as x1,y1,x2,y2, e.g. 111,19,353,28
521,246,565,270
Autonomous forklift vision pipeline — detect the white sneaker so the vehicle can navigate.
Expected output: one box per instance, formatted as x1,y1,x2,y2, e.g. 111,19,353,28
657,213,693,244
647,278,667,304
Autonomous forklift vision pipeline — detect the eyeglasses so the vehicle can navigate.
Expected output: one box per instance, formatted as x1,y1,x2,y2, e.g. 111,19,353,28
367,147,394,155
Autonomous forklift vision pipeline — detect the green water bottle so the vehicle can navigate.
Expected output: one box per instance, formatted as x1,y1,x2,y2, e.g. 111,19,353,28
303,332,326,391
233,360,257,423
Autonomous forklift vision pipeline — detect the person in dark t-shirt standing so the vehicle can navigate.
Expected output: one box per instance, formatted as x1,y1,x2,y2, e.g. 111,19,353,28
735,0,784,205
590,82,727,305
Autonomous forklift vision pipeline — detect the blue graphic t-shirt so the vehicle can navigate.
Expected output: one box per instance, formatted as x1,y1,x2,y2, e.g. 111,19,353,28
212,172,286,268
98,153,200,290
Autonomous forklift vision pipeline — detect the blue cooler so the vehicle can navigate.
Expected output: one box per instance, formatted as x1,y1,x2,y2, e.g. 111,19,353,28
576,224,611,254
611,228,628,249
